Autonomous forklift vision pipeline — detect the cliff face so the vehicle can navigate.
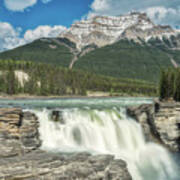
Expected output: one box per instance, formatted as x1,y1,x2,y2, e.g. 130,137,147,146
154,102,180,151
0,108,40,157
127,101,180,152
60,12,177,50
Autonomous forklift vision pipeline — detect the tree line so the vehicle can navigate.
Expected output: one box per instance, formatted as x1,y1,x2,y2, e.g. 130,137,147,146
0,60,157,96
159,68,180,101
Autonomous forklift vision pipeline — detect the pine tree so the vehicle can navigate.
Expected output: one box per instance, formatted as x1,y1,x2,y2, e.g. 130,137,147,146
6,67,18,95
159,69,167,100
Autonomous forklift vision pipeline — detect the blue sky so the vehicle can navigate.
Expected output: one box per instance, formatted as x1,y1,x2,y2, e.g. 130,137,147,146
0,0,180,52
0,0,92,33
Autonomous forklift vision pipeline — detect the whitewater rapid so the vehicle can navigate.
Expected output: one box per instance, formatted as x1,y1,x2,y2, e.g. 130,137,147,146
33,107,179,180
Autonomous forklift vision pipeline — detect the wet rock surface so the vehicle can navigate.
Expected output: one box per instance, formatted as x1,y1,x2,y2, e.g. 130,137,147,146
0,108,132,180
127,104,157,142
127,101,180,152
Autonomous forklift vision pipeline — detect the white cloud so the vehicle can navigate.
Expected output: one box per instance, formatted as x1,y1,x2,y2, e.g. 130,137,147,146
4,0,37,12
146,7,173,21
0,22,24,51
4,0,53,12
0,22,66,52
41,0,52,4
88,0,180,27
24,25,67,42
145,6,179,25
91,0,109,12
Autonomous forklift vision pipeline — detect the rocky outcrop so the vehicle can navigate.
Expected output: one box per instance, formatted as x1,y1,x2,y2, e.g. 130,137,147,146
0,108,41,157
121,25,174,43
0,151,131,180
127,104,159,142
127,101,180,152
0,108,132,180
154,102,180,151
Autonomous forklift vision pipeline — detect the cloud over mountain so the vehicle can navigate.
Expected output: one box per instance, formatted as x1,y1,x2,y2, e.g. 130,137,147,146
0,22,66,52
24,25,67,42
0,22,24,51
89,0,180,28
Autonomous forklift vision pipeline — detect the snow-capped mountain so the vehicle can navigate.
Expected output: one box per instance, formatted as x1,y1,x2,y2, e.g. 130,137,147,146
60,12,178,50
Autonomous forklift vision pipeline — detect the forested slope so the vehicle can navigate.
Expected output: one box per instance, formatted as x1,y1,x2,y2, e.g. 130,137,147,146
74,40,179,82
0,38,74,67
0,38,179,83
0,60,156,96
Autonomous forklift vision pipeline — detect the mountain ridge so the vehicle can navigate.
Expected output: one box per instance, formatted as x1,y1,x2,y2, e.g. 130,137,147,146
60,12,179,50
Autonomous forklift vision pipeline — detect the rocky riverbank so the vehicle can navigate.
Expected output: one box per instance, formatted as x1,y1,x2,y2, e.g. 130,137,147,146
0,108,132,180
127,101,180,152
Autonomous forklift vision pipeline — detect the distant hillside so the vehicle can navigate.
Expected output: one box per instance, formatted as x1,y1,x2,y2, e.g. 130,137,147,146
0,38,75,68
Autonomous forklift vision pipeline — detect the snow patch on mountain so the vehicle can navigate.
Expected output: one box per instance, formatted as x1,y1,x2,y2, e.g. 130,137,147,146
60,12,178,49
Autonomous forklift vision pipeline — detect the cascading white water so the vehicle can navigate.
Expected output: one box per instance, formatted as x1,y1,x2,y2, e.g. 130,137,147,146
34,107,179,180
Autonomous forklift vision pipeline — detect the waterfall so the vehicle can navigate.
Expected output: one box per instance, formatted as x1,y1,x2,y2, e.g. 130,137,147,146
33,107,179,180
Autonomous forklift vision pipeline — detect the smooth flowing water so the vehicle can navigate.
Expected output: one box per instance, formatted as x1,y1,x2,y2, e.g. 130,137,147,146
1,97,179,180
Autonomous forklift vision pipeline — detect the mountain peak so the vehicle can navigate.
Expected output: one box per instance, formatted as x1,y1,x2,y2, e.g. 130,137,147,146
60,12,176,49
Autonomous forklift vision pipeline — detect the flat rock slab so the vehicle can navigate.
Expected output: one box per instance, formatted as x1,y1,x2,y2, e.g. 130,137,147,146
0,151,132,180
